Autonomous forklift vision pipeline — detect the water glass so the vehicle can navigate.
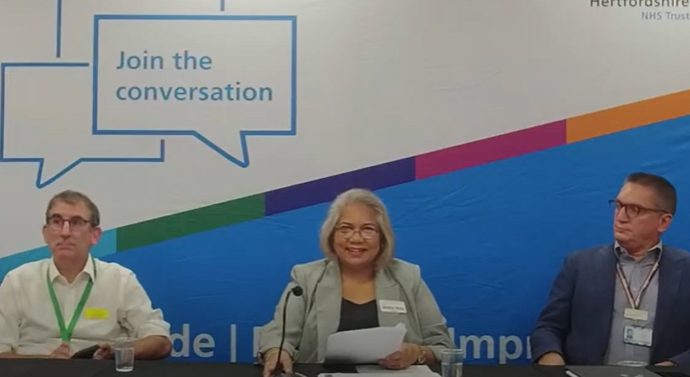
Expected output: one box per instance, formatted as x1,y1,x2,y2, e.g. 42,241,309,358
617,360,647,377
441,348,464,377
617,360,647,367
114,337,135,372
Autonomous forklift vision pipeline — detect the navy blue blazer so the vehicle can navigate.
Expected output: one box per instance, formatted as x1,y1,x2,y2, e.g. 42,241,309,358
530,244,690,366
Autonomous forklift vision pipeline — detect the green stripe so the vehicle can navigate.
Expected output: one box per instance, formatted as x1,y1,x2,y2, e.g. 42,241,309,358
116,194,265,251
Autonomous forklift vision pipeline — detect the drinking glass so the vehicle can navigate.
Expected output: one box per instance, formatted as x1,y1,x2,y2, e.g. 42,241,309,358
617,360,647,367
441,348,464,377
114,337,135,372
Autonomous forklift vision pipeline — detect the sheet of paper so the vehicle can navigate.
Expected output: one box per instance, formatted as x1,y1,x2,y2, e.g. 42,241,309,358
324,323,407,364
319,368,439,377
356,365,438,376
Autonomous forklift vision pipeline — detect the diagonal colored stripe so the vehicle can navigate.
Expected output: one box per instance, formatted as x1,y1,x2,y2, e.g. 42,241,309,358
567,89,690,143
0,230,116,279
93,88,688,253
415,120,566,180
116,194,265,252
265,158,416,215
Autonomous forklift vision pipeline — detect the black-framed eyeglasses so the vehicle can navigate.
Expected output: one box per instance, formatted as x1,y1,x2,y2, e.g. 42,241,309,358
46,215,92,232
609,199,668,218
335,225,380,240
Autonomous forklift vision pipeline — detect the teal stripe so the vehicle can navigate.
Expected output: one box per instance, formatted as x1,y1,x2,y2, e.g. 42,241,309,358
0,229,117,281
91,229,117,259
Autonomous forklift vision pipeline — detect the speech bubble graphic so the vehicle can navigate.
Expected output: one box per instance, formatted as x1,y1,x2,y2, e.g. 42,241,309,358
54,0,230,58
0,62,165,188
56,0,63,57
92,15,297,167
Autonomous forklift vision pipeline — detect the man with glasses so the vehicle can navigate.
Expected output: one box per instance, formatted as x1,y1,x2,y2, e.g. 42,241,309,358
0,190,172,360
531,172,690,366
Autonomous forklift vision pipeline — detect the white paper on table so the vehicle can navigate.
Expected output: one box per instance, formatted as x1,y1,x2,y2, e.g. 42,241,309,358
356,365,439,376
319,368,439,377
323,323,407,364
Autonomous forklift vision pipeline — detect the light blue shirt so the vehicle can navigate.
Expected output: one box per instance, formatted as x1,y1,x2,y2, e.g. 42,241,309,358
604,241,662,365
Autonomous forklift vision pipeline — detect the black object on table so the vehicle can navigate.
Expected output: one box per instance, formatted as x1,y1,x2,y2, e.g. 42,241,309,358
71,345,101,359
533,365,569,377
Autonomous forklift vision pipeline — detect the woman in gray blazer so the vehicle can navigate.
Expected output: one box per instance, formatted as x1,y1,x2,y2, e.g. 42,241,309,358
258,188,454,377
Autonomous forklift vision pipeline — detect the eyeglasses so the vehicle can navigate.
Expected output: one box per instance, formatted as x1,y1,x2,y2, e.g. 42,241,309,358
609,199,668,218
335,225,380,240
46,215,92,232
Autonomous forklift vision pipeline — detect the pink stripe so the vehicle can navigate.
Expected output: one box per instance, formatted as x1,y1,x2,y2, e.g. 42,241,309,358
415,120,566,180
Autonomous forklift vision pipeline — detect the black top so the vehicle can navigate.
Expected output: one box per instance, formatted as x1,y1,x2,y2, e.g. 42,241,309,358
337,298,379,332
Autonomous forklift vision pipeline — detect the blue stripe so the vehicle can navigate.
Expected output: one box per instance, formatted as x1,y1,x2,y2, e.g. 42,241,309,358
0,230,117,281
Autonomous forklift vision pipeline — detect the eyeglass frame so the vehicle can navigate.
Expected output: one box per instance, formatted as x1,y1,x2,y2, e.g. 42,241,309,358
609,199,670,218
45,215,95,232
334,224,380,240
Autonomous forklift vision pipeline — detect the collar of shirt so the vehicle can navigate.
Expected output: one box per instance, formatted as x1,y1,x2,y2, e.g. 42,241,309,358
614,240,663,262
48,254,96,283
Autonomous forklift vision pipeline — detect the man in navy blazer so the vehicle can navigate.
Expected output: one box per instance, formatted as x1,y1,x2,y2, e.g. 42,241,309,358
531,172,690,366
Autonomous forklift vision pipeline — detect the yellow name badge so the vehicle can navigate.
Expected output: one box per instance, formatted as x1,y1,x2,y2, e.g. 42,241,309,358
84,307,109,320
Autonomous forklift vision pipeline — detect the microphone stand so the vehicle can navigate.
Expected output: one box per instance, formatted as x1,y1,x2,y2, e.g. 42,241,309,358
271,286,305,377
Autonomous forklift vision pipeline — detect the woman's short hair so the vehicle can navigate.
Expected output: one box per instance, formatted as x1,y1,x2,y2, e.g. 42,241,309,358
319,188,395,269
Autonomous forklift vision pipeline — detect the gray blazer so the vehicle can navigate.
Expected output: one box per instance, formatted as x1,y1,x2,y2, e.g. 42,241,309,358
258,258,454,363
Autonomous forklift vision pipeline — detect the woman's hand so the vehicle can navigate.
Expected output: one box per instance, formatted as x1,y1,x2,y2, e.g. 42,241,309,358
262,348,294,377
378,343,421,370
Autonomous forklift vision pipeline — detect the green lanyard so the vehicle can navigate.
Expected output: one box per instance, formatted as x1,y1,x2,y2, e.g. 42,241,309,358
46,258,97,343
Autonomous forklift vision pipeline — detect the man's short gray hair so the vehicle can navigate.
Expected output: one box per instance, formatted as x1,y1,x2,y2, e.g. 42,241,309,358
319,188,395,270
46,190,101,226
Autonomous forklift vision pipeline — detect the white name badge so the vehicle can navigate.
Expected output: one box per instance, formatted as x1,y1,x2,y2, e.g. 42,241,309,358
624,308,649,321
379,300,407,314
623,325,653,347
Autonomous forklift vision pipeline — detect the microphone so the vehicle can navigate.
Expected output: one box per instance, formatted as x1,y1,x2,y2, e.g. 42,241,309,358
272,286,303,377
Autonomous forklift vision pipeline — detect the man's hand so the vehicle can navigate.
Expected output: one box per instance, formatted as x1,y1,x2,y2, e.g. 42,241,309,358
93,343,115,360
655,361,676,366
537,352,565,366
379,343,420,370
49,342,72,359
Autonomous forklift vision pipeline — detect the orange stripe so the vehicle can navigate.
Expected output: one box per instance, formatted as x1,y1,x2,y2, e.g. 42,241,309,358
566,89,690,143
